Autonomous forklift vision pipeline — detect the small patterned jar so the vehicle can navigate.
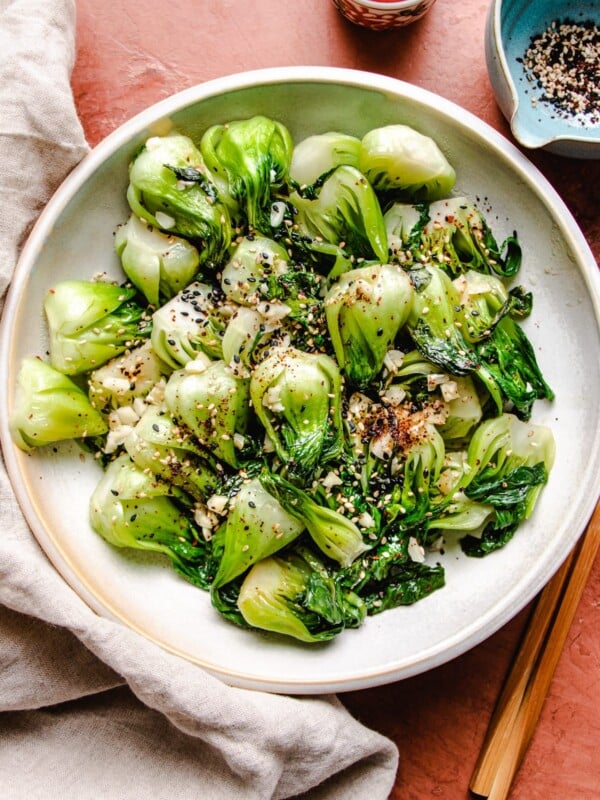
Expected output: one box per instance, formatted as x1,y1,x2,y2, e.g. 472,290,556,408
334,0,437,30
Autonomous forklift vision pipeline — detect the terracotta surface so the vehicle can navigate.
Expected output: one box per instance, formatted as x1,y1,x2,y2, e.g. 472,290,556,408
72,1,600,797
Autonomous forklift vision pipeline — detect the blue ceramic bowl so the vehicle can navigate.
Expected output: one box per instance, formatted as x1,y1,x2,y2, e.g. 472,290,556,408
485,0,600,158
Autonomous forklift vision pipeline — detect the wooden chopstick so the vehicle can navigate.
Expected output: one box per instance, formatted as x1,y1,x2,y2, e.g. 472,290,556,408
469,500,600,799
468,550,574,794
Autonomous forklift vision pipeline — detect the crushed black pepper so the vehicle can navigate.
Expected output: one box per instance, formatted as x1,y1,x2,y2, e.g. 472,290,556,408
518,18,600,125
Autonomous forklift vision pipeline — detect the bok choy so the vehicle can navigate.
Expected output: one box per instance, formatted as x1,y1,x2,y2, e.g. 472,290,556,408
9,114,555,646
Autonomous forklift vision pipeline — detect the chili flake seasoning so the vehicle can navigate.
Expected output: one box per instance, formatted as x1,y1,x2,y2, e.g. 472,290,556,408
518,18,600,125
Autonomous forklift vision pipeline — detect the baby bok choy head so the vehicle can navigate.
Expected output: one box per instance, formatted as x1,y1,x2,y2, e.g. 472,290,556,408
452,270,512,343
126,133,231,268
89,453,210,584
325,263,414,389
449,413,555,556
123,405,218,502
420,198,522,278
164,359,250,468
114,214,200,307
405,263,478,377
44,280,152,375
260,471,371,567
199,115,293,233
405,265,552,419
220,235,289,306
249,346,344,475
236,545,366,643
211,477,306,588
150,281,226,369
292,164,389,264
383,422,447,532
359,124,456,202
10,357,108,450
87,341,165,413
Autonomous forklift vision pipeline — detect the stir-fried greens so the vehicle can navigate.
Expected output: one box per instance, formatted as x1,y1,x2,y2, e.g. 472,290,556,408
10,117,555,644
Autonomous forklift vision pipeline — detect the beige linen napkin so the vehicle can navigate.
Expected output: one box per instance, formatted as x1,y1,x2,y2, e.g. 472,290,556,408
0,1,399,798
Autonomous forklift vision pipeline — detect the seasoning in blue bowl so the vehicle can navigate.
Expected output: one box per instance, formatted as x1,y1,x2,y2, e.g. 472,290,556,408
485,0,600,158
519,18,599,126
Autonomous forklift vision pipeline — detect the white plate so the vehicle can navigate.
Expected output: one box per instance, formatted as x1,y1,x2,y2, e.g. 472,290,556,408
2,67,600,694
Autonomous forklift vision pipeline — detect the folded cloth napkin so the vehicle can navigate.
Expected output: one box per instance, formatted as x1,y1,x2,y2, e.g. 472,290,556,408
0,1,399,798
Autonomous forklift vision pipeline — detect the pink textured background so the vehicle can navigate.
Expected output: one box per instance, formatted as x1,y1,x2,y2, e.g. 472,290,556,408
72,2,600,797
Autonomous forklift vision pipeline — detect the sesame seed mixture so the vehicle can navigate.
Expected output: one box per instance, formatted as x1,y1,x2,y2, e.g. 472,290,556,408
519,19,600,125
